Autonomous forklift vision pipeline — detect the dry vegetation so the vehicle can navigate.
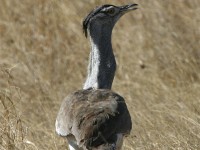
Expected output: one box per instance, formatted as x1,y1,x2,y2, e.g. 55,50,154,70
0,0,200,149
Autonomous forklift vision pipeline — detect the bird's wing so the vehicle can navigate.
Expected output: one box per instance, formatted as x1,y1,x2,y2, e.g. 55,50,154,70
55,93,74,136
72,89,132,148
55,89,95,136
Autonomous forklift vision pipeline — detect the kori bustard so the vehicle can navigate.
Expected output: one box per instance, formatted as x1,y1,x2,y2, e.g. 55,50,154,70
56,4,138,150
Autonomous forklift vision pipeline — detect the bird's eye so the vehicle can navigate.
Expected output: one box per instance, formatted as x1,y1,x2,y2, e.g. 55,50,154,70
107,8,115,15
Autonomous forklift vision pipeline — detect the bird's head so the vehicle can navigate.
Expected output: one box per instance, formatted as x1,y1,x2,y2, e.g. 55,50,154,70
83,4,138,37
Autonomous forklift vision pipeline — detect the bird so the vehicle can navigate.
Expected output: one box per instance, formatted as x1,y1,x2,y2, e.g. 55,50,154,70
55,3,138,150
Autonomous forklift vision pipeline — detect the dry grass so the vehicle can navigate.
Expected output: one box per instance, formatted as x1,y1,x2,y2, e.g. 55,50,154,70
0,0,200,149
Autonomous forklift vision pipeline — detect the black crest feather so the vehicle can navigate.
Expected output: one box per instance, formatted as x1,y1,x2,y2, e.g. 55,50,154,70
82,4,114,38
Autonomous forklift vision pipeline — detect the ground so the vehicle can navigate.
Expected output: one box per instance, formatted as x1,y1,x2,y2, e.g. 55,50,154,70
0,0,200,149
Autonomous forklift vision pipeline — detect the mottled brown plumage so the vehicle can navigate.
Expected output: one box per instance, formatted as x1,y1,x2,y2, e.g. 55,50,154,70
56,89,132,149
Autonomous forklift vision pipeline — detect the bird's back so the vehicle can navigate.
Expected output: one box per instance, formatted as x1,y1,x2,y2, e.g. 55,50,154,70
55,89,132,149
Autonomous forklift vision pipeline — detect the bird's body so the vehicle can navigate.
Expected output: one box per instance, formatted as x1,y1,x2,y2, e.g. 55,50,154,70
56,3,138,150
56,89,131,150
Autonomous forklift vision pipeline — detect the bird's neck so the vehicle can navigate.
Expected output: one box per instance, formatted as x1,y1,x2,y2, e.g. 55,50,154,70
83,26,116,90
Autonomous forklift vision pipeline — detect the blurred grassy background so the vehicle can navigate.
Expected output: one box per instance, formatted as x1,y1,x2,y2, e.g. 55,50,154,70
0,0,200,149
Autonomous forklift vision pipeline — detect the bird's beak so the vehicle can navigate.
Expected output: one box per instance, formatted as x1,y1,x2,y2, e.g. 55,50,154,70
119,4,138,14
